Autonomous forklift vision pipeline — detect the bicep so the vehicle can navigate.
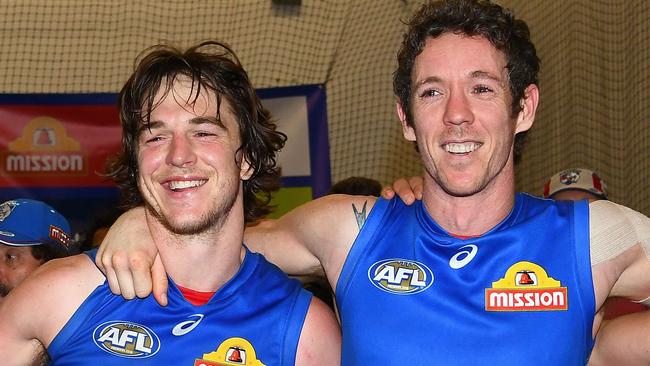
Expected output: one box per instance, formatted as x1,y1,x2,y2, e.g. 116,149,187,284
244,195,376,278
0,294,47,365
295,297,341,366
590,311,650,366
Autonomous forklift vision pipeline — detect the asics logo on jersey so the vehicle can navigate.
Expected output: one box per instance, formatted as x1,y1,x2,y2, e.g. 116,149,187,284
449,244,478,269
368,259,433,294
93,320,160,358
172,314,205,336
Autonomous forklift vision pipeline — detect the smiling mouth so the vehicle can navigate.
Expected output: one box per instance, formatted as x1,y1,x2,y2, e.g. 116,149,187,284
444,142,481,154
168,180,207,191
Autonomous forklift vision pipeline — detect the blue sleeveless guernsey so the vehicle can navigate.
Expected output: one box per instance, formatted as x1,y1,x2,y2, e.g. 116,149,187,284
336,193,595,365
48,247,312,365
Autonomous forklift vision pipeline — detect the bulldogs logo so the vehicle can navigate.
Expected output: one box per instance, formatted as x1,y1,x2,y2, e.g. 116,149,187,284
559,169,581,186
0,201,17,222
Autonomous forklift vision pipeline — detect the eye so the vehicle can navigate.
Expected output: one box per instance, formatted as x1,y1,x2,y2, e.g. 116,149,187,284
195,131,217,138
145,136,164,143
5,253,17,263
473,85,494,94
419,89,441,98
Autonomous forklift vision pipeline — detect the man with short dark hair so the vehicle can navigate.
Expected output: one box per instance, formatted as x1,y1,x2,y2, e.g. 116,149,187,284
0,198,74,303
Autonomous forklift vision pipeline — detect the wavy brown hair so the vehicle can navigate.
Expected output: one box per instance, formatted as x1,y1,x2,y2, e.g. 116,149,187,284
108,41,286,222
393,0,540,158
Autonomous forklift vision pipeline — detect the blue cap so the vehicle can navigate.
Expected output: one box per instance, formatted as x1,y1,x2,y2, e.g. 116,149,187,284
0,199,73,252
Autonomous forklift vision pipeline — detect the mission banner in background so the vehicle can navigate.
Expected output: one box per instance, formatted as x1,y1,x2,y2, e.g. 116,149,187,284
0,85,330,230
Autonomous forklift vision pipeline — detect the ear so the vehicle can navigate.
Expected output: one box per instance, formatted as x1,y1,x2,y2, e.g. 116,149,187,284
239,155,254,181
397,100,416,141
514,84,539,134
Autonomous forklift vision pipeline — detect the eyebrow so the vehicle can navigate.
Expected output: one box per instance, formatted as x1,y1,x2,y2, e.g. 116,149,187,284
189,116,224,128
139,116,224,133
413,76,443,90
469,70,502,83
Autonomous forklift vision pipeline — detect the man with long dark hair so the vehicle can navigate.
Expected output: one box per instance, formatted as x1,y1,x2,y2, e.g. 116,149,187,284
0,41,340,365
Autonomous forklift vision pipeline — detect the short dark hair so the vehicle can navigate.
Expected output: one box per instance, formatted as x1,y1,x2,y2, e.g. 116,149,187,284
328,176,382,197
393,0,540,156
108,41,286,222
30,245,69,263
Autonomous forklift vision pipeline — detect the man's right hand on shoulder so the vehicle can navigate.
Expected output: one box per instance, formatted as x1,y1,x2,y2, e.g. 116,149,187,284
96,206,169,306
381,176,424,204
98,193,374,302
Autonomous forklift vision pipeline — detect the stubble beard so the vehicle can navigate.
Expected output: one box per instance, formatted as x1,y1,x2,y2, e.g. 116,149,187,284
145,190,239,236
435,171,489,198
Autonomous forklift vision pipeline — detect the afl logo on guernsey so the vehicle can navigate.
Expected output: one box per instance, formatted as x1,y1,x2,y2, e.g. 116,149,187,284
93,320,160,358
368,259,433,295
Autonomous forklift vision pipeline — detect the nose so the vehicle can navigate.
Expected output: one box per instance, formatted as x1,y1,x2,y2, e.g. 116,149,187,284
443,89,473,126
166,135,197,168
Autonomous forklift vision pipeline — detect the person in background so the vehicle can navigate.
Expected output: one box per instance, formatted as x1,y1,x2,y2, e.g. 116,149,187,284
0,198,75,304
543,167,608,202
329,176,382,197
544,167,647,319
79,207,124,251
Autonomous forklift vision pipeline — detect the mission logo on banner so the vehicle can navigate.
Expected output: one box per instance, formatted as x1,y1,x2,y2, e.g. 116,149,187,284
0,100,121,188
3,116,85,176
485,261,568,311
0,86,329,196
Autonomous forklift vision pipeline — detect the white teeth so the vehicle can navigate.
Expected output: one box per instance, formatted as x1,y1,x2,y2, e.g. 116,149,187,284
169,180,206,190
445,143,480,154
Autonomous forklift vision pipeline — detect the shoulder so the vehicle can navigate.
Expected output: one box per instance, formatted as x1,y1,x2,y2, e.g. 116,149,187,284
0,254,104,345
588,200,650,304
590,200,650,228
5,254,97,309
589,200,650,245
26,253,102,294
296,296,341,365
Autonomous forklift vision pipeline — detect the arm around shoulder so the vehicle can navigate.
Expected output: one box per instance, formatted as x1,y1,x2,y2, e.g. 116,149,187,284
244,194,377,279
295,296,341,365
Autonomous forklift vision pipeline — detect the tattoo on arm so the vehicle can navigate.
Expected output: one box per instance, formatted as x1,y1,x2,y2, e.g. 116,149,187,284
352,201,369,230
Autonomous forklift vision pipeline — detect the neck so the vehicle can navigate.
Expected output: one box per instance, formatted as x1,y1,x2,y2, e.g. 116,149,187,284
147,197,247,292
421,164,516,237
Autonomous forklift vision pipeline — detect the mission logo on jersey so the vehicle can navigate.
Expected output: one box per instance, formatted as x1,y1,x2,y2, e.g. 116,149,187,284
92,320,160,358
485,261,568,311
194,337,265,366
368,258,433,295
